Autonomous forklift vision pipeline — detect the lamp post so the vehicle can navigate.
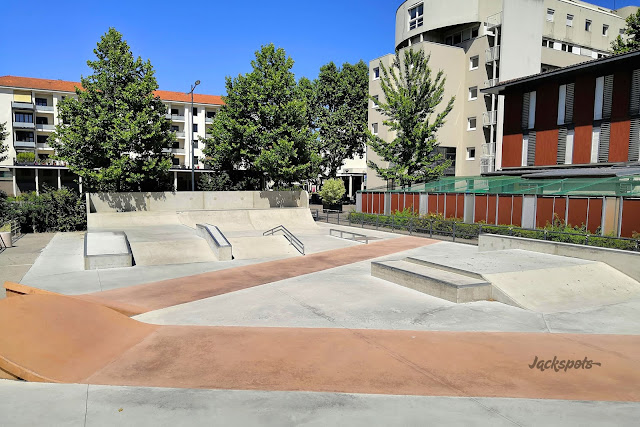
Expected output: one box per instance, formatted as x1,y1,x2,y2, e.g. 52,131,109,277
186,80,200,191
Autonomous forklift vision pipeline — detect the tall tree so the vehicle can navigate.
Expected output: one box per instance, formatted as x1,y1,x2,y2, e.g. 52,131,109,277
367,48,454,187
313,61,369,178
611,9,640,53
51,28,174,192
0,122,8,163
202,44,319,189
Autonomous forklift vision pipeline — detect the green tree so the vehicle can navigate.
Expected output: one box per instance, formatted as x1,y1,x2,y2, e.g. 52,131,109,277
51,28,175,192
312,61,369,178
367,49,455,187
202,44,319,189
612,9,640,53
0,122,8,163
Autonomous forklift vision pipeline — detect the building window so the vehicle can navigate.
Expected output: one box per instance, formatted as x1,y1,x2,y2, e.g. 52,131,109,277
470,56,479,70
562,43,568,52
192,107,198,115
547,9,554,22
193,156,199,165
192,124,198,133
171,108,179,115
373,67,380,79
468,86,478,100
409,4,424,30
466,147,476,160
36,117,48,125
206,111,216,119
548,40,555,49
585,20,592,32
37,135,48,144
35,98,47,106
468,117,477,131
372,95,379,109
14,112,33,123
620,28,626,35
445,36,453,45
172,158,180,166
603,25,609,36
453,33,462,44
171,125,179,132
567,14,573,27
16,131,34,142
372,123,378,135
471,27,479,38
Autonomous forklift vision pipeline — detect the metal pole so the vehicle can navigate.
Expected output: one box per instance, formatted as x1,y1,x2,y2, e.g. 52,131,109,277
186,80,200,191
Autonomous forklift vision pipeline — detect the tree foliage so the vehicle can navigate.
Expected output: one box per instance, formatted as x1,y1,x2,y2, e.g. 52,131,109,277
612,9,640,53
51,28,174,192
0,122,8,163
318,178,346,204
367,48,454,186
202,44,320,189
310,61,369,178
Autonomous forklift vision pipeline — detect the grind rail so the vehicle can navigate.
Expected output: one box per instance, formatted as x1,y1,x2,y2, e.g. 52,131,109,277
263,225,305,255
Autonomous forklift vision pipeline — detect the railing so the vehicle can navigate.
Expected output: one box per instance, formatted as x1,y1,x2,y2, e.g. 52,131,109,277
483,110,497,126
485,46,500,63
330,229,369,244
344,212,640,252
484,78,499,88
263,225,305,255
481,143,496,157
486,12,502,29
0,220,22,251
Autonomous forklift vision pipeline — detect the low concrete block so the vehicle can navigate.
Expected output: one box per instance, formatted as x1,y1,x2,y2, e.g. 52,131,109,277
84,231,133,270
371,260,491,303
196,224,232,261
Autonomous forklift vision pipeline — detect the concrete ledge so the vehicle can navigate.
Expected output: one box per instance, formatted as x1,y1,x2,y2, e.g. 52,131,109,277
478,234,640,282
84,231,133,270
371,260,491,303
196,223,232,261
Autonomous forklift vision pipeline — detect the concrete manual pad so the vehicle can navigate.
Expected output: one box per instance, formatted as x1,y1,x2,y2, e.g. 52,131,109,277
85,232,130,256
128,239,216,266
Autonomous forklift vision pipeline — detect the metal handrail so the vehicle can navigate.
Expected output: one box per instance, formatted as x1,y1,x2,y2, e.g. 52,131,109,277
330,229,369,244
263,225,305,255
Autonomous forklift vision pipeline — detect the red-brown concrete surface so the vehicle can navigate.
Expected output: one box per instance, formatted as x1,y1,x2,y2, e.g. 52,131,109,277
74,236,432,315
1,294,639,401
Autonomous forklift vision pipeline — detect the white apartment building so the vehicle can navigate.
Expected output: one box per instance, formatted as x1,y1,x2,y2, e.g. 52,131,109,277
367,0,639,189
0,76,223,195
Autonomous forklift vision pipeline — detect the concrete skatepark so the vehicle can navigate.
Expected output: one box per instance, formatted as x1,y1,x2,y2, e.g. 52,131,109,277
1,190,640,425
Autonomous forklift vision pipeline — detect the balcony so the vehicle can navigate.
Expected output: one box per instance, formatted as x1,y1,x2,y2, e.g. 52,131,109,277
165,114,185,122
35,104,55,113
483,78,499,88
480,157,495,174
36,142,53,150
485,46,500,63
172,148,185,155
36,124,55,132
14,140,36,150
174,131,185,139
483,110,497,126
11,101,34,110
205,117,214,124
481,143,496,157
13,121,35,129
486,12,502,29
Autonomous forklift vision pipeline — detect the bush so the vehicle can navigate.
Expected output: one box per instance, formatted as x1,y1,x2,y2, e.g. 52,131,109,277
10,187,86,233
16,152,35,163
319,178,346,204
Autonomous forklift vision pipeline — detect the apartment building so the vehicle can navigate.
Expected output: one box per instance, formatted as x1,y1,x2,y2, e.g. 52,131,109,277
367,0,639,189
0,76,223,195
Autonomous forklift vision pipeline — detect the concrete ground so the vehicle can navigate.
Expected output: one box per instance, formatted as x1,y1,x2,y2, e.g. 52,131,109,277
0,233,54,299
2,219,640,425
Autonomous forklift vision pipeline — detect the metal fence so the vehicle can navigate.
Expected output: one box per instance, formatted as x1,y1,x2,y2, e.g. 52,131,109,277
312,210,640,252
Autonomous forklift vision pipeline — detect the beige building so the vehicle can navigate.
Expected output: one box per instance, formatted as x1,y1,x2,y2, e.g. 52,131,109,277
367,0,639,189
0,76,223,195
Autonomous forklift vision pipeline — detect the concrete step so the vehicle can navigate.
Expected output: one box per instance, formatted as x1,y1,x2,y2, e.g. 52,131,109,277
371,260,491,303
404,257,486,280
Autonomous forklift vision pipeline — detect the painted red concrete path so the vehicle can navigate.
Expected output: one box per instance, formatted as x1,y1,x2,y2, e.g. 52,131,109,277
1,294,640,402
75,236,433,315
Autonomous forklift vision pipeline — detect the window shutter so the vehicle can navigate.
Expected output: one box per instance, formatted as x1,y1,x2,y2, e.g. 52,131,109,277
527,131,536,166
522,92,530,129
602,75,614,119
630,117,640,161
598,121,610,162
631,70,640,115
557,127,567,164
565,83,575,123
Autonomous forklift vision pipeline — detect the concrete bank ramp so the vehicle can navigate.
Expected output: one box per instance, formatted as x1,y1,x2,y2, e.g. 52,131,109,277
227,236,301,259
88,211,180,229
128,239,217,266
407,247,640,312
178,208,318,232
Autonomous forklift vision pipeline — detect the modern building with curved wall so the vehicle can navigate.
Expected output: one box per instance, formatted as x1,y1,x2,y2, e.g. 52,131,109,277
367,0,638,189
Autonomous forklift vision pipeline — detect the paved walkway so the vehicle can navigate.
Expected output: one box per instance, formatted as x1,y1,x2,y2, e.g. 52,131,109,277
0,233,54,299
76,236,433,315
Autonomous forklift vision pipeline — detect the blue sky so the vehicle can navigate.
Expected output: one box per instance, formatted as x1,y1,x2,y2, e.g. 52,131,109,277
0,0,636,96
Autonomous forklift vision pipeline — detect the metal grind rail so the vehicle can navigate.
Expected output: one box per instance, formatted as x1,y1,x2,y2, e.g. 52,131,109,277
263,225,305,255
329,229,369,244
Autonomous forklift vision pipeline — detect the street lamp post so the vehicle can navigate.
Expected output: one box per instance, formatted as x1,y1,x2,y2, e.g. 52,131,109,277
186,80,200,191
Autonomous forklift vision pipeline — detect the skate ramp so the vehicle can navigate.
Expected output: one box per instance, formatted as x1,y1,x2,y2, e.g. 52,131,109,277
128,239,217,266
88,211,180,229
227,236,301,259
178,208,318,232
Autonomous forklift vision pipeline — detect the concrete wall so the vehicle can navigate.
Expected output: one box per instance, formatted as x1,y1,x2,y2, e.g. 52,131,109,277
478,234,640,282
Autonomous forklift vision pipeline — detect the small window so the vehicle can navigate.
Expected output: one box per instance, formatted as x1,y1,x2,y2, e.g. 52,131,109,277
35,98,47,106
561,43,568,52
172,158,180,166
373,67,380,79
408,4,424,30
471,27,479,38
193,156,199,164
206,111,216,119
470,56,479,70
453,33,462,44
192,124,198,132
603,24,609,36
466,147,476,160
468,86,478,100
547,9,554,22
372,95,379,109
171,108,179,115
585,19,592,32
566,14,573,27
467,117,477,131
37,135,48,144
620,28,626,35
171,125,179,132
372,123,378,135
192,107,197,115
548,40,555,49
36,117,48,125
542,39,548,47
